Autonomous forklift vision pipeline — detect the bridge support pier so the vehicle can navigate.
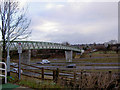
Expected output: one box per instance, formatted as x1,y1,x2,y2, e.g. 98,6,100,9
65,51,73,62
22,50,31,65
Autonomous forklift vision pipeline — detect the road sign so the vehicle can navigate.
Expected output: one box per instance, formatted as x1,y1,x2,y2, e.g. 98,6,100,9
18,43,22,53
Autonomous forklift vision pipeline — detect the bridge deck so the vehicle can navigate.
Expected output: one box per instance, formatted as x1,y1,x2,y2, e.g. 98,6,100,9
0,41,81,52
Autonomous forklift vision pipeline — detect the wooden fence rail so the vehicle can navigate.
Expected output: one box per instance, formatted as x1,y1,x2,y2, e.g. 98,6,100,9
10,62,120,88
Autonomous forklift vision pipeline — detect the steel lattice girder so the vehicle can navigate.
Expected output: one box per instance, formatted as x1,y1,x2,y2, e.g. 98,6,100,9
0,41,81,52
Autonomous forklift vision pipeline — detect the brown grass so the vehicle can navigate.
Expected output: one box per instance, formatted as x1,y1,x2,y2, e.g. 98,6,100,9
58,71,120,88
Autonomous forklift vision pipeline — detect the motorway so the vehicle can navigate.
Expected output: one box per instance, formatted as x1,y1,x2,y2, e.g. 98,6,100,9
28,62,120,70
11,61,120,79
11,56,120,78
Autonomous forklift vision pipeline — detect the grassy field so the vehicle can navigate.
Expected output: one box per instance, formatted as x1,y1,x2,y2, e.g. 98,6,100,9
30,51,119,63
9,72,65,89
48,57,119,63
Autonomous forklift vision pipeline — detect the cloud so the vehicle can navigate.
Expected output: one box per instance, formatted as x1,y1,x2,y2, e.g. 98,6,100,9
33,20,60,33
26,2,118,44
44,3,65,10
23,0,119,2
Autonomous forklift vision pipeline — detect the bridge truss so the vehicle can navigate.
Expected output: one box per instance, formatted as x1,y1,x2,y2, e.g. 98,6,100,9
0,41,81,52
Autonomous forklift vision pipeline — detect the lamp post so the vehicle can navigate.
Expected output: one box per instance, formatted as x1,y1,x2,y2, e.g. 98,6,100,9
7,0,10,76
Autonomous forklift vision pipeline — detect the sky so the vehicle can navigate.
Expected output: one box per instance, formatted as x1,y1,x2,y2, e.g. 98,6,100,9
0,0,119,44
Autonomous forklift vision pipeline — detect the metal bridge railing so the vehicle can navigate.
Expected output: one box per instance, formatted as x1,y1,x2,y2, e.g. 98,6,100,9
0,41,81,52
0,62,7,83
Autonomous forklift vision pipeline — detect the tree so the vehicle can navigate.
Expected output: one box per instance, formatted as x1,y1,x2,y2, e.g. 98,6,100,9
62,41,70,46
0,0,31,62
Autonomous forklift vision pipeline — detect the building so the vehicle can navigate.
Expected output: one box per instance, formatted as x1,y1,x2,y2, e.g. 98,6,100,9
104,40,117,46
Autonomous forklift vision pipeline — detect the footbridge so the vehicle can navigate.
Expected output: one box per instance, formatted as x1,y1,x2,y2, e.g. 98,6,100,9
0,41,82,62
0,41,81,52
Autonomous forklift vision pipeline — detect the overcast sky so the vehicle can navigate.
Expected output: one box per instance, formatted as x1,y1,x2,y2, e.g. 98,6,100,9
0,0,118,44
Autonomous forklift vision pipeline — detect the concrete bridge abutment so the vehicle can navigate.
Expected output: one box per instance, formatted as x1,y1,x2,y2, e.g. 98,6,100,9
21,49,31,65
65,50,73,62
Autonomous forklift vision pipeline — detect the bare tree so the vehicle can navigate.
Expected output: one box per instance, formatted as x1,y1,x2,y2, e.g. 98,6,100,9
0,0,31,62
62,41,70,46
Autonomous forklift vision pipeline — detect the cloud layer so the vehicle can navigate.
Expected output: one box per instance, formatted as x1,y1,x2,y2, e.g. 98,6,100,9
24,2,118,44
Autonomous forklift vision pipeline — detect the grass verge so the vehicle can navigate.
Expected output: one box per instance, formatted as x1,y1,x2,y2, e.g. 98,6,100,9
9,72,65,89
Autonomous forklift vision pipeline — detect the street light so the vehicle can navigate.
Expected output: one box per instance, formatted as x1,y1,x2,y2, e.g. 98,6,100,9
7,0,10,76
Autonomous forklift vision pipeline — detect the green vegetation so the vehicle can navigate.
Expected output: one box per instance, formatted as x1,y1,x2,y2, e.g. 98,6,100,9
77,57,118,63
7,76,15,82
9,73,64,89
18,80,62,88
1,83,19,89
49,57,118,63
